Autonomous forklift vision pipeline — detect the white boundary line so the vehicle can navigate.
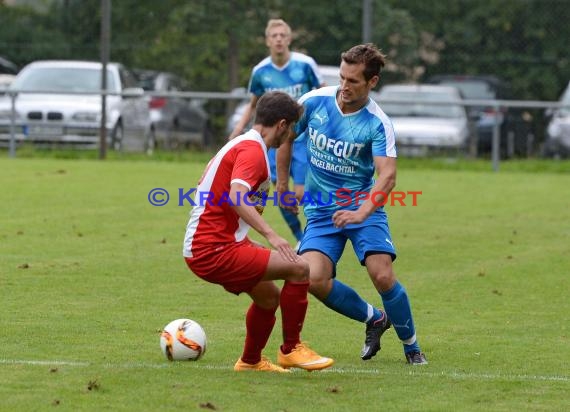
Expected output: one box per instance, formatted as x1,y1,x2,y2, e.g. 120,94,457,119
1,359,568,382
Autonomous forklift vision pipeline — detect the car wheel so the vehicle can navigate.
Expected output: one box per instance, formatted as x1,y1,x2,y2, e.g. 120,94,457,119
111,122,123,151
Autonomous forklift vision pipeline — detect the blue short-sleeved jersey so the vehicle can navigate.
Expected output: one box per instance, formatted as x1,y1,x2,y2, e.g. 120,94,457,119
294,86,397,220
249,52,322,99
249,52,322,182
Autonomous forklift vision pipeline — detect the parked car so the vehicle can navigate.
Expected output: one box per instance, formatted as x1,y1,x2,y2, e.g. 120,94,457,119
543,81,570,158
0,74,16,96
0,56,18,97
226,65,341,136
375,84,471,156
319,65,340,87
0,56,18,75
0,60,152,151
135,69,212,149
426,74,533,156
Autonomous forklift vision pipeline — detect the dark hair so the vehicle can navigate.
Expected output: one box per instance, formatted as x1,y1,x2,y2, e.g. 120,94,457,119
254,91,303,126
341,43,386,82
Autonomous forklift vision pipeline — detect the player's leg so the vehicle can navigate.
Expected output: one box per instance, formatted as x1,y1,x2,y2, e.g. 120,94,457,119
263,250,334,371
300,221,388,342
262,250,309,353
356,217,427,365
365,254,426,364
234,280,289,372
288,147,308,244
270,147,303,242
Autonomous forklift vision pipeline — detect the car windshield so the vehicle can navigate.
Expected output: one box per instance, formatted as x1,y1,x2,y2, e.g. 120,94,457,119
379,91,464,118
137,74,157,91
436,80,496,100
11,67,116,93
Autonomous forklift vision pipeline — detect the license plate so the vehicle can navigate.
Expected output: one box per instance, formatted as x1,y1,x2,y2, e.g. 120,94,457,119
25,125,64,137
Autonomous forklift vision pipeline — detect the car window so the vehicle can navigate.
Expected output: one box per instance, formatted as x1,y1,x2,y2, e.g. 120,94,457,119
138,75,157,91
119,68,139,89
168,76,180,92
379,90,465,118
11,67,116,92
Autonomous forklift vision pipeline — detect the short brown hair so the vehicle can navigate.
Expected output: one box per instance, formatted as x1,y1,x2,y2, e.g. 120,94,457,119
341,43,386,81
254,91,303,127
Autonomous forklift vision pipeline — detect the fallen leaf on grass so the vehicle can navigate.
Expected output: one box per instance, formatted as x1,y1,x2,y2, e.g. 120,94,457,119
87,380,100,391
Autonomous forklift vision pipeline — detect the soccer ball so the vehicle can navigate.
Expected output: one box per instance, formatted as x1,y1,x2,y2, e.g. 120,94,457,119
160,318,207,361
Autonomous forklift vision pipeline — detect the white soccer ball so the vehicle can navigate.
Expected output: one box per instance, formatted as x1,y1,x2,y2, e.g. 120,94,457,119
160,318,207,361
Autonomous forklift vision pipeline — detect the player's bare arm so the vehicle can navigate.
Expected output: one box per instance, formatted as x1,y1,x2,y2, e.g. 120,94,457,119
229,182,298,262
332,156,397,228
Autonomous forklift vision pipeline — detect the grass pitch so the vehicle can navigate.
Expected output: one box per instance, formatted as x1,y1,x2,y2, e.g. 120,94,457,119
0,154,568,411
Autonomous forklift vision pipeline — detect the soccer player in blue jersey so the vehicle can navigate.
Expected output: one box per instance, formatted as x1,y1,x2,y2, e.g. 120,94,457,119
276,43,427,365
229,19,324,248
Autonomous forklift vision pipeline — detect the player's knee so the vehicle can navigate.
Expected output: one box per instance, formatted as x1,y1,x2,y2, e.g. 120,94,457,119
371,270,396,292
288,259,309,283
308,276,330,300
257,290,280,310
265,294,280,309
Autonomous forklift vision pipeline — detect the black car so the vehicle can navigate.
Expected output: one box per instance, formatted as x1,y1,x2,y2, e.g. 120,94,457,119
426,75,533,157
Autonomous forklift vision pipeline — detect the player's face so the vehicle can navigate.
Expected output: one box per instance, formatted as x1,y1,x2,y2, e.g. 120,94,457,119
338,62,379,112
266,26,291,55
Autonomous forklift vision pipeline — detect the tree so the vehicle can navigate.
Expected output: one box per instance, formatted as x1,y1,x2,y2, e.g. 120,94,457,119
384,0,570,100
0,3,68,66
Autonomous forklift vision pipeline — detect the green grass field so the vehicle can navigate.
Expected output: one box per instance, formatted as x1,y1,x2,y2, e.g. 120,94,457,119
1,154,569,411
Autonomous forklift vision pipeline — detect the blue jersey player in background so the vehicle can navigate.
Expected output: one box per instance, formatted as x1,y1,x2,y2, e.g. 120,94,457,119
229,19,324,249
276,43,427,365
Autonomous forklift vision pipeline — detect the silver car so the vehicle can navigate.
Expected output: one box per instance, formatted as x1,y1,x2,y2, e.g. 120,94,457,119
0,74,16,96
375,84,471,156
544,81,570,158
0,60,152,151
136,70,212,149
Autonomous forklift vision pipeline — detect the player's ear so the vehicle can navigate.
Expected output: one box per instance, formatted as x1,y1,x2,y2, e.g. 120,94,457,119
369,75,380,89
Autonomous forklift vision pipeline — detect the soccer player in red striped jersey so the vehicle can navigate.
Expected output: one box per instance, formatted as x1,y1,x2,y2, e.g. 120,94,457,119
183,91,333,372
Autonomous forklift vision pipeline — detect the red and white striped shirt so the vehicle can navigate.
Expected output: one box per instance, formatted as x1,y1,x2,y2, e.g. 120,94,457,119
183,130,271,258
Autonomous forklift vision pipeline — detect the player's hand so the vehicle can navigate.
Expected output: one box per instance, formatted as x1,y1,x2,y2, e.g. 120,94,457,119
276,188,299,214
267,233,298,262
332,209,367,228
275,181,288,195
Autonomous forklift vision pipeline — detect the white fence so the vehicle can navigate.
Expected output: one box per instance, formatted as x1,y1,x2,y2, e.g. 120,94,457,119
1,88,567,171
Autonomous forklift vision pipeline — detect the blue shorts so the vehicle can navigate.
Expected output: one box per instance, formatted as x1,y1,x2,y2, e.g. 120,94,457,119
268,138,307,185
298,211,396,270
